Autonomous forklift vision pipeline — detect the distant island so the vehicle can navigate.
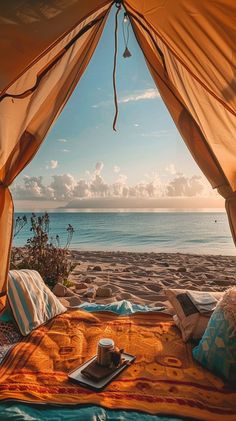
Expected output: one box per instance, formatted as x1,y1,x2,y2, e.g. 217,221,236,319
62,196,224,210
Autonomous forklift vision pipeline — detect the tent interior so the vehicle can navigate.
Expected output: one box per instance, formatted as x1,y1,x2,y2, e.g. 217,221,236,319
0,1,236,420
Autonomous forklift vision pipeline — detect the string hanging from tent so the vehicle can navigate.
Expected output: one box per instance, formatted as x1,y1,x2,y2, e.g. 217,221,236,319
112,2,121,131
112,4,132,131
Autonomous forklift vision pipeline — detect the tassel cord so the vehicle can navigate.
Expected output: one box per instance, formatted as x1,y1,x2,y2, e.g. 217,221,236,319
122,18,131,49
112,4,121,131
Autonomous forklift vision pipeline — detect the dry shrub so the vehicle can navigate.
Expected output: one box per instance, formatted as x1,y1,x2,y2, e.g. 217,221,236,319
11,213,74,288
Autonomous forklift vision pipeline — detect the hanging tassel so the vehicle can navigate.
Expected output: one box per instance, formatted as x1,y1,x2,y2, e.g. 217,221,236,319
122,12,132,58
123,47,132,58
112,3,121,132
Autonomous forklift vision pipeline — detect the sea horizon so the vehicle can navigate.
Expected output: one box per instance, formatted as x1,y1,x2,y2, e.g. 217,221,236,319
14,207,226,213
13,210,235,256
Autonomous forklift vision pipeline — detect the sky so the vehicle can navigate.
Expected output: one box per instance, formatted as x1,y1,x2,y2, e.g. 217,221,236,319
12,7,224,211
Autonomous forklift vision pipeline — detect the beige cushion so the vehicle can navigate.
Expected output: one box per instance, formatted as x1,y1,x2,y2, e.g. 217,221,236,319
165,289,223,342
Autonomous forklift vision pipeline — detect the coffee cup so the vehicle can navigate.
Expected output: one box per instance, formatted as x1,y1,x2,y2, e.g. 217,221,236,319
97,338,123,367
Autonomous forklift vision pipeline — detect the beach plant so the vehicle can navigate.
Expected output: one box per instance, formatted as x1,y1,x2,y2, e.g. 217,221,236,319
13,215,28,238
11,215,28,268
10,213,75,288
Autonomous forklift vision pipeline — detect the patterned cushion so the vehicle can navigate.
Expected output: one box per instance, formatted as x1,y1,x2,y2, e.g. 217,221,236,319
193,287,236,384
0,321,22,364
8,270,67,336
165,289,223,342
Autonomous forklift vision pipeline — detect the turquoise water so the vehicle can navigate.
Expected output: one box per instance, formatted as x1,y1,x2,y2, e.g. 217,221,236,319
13,211,235,255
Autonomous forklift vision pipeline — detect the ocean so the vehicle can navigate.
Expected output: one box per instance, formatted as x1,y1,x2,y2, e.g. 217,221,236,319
12,211,235,256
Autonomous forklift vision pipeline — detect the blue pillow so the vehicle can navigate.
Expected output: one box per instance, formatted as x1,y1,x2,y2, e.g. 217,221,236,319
193,287,236,384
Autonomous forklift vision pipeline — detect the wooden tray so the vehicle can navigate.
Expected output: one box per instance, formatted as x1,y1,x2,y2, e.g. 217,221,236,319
68,352,136,391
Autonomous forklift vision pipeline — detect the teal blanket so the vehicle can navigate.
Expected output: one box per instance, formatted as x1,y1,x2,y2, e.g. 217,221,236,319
0,300,182,421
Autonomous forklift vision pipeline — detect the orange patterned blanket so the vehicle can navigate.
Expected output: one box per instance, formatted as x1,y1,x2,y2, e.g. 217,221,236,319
0,310,235,420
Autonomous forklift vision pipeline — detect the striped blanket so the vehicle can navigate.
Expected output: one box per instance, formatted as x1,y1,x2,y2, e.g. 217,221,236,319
0,310,235,420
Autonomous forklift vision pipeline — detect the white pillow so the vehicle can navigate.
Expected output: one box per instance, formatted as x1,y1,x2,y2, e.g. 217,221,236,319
8,270,67,336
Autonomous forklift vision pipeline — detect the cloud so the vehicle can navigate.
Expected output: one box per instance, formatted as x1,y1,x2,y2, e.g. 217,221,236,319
95,162,104,175
46,159,58,170
165,164,177,175
11,176,54,200
50,174,76,200
61,149,70,153
141,130,172,138
113,165,120,174
92,88,160,108
12,164,214,202
166,174,205,197
119,89,160,104
57,138,67,142
73,179,91,198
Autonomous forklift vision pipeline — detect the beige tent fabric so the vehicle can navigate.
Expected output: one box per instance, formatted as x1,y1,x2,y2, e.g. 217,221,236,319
124,0,236,242
0,1,112,294
0,0,112,93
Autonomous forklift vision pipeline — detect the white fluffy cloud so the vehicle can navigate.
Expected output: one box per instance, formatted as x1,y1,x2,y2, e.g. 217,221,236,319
92,89,160,108
12,163,212,201
49,160,58,169
73,179,91,198
119,89,160,104
50,174,76,200
166,174,205,197
11,176,54,200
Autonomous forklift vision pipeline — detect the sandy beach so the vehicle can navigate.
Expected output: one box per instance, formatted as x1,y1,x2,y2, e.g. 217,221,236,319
51,250,236,309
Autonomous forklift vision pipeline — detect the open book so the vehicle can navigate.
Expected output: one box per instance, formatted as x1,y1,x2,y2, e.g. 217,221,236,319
187,291,218,313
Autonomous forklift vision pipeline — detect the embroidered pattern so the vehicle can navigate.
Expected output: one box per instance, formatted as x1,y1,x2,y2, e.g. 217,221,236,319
0,322,22,364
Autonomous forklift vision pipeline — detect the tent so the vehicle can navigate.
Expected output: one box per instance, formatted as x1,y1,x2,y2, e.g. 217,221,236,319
0,0,235,295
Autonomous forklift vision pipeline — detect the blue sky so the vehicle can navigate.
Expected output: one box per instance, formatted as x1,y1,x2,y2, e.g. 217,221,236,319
12,8,223,209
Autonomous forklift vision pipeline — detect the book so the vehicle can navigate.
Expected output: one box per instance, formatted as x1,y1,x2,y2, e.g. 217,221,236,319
68,352,136,391
187,291,218,313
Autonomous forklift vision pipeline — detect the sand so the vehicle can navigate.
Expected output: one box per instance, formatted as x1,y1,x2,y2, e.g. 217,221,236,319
54,250,236,309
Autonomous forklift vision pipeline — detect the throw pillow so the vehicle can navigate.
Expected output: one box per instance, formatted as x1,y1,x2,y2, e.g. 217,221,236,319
193,287,236,384
8,270,67,336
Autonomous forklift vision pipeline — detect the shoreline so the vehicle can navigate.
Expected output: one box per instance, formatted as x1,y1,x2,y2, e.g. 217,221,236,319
13,246,236,257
